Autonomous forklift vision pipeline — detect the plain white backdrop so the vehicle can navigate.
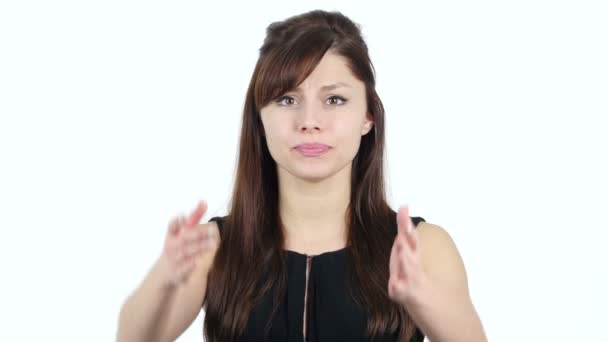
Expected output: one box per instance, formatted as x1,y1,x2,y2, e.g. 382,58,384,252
1,0,606,341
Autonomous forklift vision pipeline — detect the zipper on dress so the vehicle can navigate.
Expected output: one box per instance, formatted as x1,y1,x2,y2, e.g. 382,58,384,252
303,255,312,340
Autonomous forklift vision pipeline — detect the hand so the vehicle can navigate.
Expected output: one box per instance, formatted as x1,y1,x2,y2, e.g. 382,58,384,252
160,200,218,287
388,206,428,307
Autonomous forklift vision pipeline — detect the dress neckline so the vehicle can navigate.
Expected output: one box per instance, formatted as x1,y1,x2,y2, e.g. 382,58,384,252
285,246,349,258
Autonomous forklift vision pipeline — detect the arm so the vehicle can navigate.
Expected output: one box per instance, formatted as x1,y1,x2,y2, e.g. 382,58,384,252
407,222,487,342
116,221,219,342
116,256,178,342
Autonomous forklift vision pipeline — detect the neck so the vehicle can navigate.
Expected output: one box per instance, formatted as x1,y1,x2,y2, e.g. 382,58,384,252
278,164,351,250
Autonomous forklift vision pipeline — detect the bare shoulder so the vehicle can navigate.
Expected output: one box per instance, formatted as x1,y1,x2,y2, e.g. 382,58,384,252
198,220,221,241
416,222,470,293
416,221,455,252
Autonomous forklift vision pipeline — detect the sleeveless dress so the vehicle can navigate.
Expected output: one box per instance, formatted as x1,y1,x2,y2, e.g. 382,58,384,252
207,215,426,342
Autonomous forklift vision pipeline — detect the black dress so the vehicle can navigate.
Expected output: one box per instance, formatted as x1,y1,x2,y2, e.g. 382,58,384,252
207,216,426,342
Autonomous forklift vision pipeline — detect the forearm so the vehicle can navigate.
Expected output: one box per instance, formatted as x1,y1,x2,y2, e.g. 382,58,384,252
405,275,487,342
116,257,176,342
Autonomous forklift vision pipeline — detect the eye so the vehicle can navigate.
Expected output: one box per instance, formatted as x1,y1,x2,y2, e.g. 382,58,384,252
326,95,347,105
275,95,296,106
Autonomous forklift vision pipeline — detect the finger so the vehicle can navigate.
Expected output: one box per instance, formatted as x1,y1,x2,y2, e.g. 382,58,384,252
177,232,202,259
390,233,403,269
180,224,205,242
182,223,216,246
388,277,397,298
397,235,419,276
168,217,181,236
396,234,410,254
397,233,418,260
397,206,411,235
398,262,410,282
404,223,418,251
394,237,408,280
184,200,208,228
398,246,413,276
183,234,215,257
396,259,407,281
166,224,188,252
183,243,203,259
391,279,409,299
388,276,407,300
389,241,398,274
399,243,421,279
176,216,186,232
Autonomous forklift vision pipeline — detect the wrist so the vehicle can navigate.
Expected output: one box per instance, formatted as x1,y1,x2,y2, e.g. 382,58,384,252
150,255,178,292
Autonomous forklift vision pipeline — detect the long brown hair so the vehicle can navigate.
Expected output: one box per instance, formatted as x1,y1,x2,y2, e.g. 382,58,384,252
203,10,417,341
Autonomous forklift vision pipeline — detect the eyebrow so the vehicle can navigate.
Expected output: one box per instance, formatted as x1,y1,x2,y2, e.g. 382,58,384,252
293,82,352,93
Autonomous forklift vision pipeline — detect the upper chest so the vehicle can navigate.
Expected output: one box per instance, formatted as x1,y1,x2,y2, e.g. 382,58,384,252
239,252,397,342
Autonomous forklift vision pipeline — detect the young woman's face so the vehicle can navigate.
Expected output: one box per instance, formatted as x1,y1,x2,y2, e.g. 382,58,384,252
260,51,374,183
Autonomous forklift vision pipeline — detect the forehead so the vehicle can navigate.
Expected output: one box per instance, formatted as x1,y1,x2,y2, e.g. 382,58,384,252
297,52,361,89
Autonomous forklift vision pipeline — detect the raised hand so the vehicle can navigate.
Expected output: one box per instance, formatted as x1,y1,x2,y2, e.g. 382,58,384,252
160,200,218,288
388,206,428,307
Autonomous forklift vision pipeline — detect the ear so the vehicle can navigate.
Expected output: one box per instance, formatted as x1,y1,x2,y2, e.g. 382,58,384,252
361,112,374,136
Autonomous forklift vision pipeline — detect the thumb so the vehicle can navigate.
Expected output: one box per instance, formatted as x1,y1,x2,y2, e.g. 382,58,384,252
397,205,411,235
184,200,207,228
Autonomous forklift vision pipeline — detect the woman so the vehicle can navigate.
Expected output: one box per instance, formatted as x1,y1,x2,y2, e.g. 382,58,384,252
117,10,487,342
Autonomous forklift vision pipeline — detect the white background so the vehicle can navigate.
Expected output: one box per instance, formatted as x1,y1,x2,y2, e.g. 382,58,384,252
1,0,607,341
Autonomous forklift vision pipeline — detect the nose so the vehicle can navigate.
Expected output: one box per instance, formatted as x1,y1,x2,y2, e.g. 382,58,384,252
297,102,322,133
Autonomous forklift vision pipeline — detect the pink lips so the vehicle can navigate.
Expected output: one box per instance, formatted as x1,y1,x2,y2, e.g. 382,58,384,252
294,143,331,157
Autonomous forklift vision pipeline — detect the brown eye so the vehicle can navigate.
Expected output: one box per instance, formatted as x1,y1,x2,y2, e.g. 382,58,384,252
276,96,295,106
327,96,347,105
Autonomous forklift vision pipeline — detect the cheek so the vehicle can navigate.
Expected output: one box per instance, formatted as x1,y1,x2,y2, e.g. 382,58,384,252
334,125,364,154
262,121,290,157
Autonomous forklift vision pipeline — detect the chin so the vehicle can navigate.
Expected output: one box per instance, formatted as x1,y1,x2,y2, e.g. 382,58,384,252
274,150,353,183
291,168,333,183
287,161,349,183
298,173,332,183
274,159,328,181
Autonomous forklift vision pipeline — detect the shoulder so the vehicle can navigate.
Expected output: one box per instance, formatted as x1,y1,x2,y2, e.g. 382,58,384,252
415,221,454,249
198,220,220,237
416,222,470,293
204,216,225,236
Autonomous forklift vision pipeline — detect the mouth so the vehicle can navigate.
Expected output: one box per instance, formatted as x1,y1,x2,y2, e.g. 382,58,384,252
293,143,332,157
